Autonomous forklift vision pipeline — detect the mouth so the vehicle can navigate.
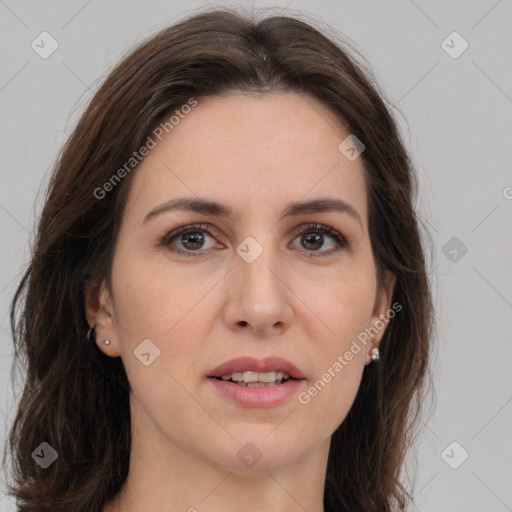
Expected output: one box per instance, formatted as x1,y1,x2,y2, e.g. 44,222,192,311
208,355,306,382
207,356,306,406
212,370,296,388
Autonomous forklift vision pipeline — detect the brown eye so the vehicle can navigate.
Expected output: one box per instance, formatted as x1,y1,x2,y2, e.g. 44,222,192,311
301,232,324,251
291,223,349,256
162,223,220,255
177,231,206,250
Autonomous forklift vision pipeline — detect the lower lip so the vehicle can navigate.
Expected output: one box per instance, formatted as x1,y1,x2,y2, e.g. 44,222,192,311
208,378,305,407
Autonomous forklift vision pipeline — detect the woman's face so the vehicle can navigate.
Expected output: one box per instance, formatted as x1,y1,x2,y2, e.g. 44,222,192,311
89,92,395,473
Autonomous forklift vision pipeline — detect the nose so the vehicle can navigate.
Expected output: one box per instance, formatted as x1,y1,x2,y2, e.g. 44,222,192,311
223,242,293,336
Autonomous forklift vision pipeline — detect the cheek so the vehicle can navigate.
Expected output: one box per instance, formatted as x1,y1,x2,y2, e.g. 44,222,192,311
298,268,375,422
311,265,376,348
109,260,217,429
109,250,224,389
110,245,212,339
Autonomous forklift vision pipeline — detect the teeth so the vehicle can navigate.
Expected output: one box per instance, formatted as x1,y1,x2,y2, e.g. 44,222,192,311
218,371,292,384
260,371,277,382
247,382,277,388
238,381,279,388
243,371,259,383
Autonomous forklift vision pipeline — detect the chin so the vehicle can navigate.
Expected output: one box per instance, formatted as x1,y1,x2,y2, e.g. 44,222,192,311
206,432,308,474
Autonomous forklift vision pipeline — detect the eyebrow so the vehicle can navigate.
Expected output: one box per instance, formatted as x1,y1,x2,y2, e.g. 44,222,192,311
142,196,363,230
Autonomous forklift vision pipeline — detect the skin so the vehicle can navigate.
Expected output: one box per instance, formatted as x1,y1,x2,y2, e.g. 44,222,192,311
86,92,396,512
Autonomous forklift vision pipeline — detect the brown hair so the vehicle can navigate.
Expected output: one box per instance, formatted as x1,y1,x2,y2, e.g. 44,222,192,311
6,7,435,511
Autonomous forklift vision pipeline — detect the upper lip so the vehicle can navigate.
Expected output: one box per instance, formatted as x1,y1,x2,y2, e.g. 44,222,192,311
208,356,306,379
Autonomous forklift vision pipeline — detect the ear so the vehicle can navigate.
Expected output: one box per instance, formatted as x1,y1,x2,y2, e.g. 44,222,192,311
84,279,121,357
365,270,397,365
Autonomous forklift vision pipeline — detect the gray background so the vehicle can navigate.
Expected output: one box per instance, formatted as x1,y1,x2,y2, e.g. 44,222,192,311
1,1,511,511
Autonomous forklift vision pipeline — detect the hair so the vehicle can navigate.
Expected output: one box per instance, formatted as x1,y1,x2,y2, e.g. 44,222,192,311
5,6,435,512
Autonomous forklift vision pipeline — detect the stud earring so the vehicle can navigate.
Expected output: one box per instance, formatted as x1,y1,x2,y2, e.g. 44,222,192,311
102,339,111,346
370,347,380,361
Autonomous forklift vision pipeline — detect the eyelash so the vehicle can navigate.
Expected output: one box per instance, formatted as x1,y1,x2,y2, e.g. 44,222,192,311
161,223,350,258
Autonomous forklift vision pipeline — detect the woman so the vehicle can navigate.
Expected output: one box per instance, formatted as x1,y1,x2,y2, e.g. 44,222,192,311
6,7,435,512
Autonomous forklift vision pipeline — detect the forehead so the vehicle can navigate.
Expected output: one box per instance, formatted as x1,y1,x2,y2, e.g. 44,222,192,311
126,92,368,226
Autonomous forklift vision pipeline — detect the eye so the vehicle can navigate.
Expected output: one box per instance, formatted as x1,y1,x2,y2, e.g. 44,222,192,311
290,223,349,256
161,223,221,256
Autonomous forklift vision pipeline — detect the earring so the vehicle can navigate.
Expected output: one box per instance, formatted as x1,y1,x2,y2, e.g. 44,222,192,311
370,347,380,361
102,339,111,346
